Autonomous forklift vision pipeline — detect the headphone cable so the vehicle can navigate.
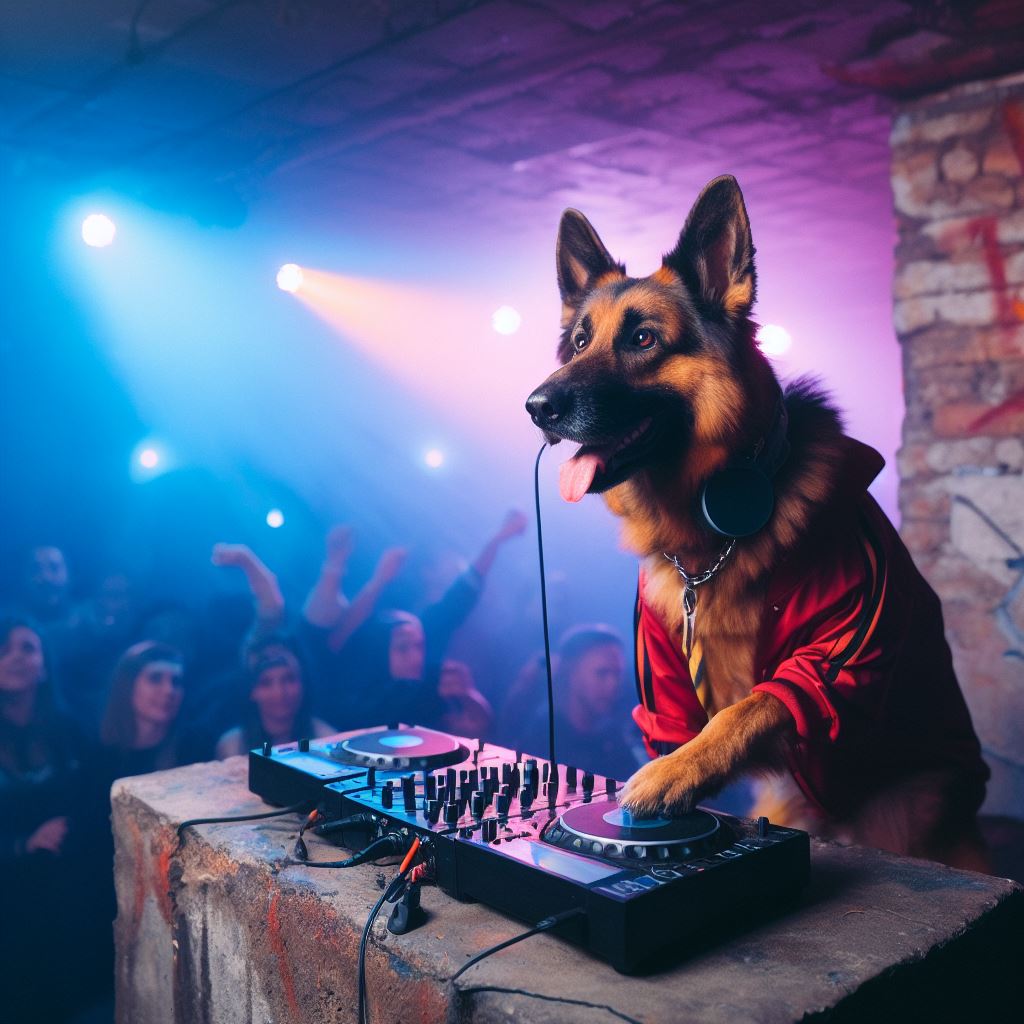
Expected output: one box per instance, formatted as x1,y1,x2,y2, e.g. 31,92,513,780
533,443,558,808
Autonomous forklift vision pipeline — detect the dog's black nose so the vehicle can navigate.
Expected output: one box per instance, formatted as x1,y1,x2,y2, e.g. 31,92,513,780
526,387,569,428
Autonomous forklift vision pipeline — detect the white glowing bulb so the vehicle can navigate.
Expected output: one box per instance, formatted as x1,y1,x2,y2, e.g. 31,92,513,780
491,305,522,335
276,264,304,293
82,213,116,248
756,324,792,358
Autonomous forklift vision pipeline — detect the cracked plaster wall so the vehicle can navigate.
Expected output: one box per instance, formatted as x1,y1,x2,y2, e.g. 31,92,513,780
892,70,1024,818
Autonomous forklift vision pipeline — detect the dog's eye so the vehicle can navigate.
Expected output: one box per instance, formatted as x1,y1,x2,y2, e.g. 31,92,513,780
572,333,588,353
632,329,657,350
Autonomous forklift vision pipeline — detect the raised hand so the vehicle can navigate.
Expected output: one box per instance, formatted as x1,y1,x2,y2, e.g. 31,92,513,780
372,547,408,586
324,525,354,573
26,816,69,855
211,543,284,621
496,509,528,542
211,542,258,570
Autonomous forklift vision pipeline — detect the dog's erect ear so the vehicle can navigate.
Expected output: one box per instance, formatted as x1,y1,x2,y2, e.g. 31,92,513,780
556,209,623,325
663,175,755,321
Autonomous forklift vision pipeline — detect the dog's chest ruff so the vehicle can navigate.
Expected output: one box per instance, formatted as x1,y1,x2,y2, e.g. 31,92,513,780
643,557,760,714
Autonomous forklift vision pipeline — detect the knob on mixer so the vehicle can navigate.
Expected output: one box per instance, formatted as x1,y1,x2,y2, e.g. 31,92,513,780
402,774,417,811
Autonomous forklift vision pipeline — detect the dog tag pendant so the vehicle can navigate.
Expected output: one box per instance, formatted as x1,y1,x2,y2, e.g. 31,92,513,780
682,585,697,658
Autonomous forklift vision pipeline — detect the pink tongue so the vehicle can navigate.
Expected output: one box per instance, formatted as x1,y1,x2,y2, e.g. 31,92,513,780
559,452,604,503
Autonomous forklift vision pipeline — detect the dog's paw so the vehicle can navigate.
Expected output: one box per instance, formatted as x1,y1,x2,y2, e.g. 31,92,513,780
618,752,711,818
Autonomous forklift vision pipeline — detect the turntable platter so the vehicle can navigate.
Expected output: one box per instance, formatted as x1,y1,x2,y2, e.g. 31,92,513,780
546,800,731,862
326,726,469,771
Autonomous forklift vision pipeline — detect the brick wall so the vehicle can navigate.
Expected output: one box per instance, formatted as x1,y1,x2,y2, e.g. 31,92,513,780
891,71,1024,818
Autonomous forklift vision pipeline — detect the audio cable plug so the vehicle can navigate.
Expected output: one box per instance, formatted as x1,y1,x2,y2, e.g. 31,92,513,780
313,812,380,837
387,881,426,935
293,807,323,860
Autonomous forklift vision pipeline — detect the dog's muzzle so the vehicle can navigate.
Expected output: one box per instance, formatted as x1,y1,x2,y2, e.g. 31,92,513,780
525,384,574,445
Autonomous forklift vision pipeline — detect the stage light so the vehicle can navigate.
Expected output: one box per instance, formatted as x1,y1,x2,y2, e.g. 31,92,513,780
277,264,304,293
82,213,116,248
130,440,170,481
492,305,521,335
266,508,285,528
424,448,445,469
756,324,792,358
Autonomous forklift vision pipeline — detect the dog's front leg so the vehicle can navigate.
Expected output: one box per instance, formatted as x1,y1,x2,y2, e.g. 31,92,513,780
619,692,793,817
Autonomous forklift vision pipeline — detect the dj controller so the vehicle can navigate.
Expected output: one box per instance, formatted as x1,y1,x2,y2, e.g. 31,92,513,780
249,724,810,972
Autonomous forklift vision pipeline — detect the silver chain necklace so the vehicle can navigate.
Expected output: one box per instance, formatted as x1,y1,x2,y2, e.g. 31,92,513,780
663,541,736,654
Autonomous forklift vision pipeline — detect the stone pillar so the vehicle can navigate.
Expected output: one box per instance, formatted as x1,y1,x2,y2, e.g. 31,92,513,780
891,71,1024,818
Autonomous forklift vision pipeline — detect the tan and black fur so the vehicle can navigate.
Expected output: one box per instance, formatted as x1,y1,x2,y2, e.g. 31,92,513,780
525,176,987,868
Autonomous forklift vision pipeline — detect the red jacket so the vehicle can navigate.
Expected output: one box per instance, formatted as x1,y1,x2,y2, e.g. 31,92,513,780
633,439,988,819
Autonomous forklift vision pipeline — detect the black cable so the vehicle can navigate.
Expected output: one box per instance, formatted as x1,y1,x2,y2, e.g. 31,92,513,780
358,860,419,1024
357,887,391,1024
313,812,379,837
451,908,586,981
289,832,405,869
533,443,558,805
176,800,311,846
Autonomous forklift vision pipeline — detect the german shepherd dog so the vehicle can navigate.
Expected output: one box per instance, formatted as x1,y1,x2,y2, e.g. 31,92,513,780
526,176,989,869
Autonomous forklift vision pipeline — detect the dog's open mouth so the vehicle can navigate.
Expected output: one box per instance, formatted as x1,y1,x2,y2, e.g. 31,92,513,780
558,418,655,502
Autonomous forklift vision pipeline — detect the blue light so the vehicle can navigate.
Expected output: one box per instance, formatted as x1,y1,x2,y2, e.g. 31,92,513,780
266,508,285,529
130,440,171,482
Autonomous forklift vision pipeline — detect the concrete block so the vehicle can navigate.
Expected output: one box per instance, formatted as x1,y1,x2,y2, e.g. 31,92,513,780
114,759,1024,1024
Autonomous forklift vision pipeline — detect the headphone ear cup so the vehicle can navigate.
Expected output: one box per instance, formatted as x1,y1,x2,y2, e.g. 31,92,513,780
700,466,775,538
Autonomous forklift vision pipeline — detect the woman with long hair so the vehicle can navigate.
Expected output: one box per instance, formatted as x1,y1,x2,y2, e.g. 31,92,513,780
0,614,105,1019
100,640,185,775
504,624,645,781
216,634,334,757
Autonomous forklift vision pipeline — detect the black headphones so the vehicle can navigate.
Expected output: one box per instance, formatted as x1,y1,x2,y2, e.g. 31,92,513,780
699,394,790,539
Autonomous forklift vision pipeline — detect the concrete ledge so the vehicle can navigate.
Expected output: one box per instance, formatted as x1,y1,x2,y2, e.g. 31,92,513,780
113,758,1024,1023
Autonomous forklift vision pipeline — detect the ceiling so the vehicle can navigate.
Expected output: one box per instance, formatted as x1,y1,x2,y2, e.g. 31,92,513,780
1,0,970,242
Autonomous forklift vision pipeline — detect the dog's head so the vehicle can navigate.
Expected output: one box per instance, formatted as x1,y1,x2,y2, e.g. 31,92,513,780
526,175,774,506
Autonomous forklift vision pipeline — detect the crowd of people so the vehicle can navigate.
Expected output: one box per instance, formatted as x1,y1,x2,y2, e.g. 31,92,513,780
0,512,646,1021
